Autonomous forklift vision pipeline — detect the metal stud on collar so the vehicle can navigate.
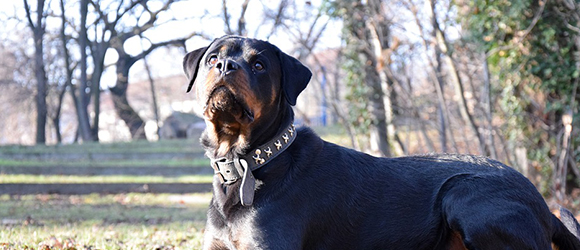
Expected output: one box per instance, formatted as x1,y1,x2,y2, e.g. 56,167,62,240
251,124,296,167
253,149,266,164
264,147,272,157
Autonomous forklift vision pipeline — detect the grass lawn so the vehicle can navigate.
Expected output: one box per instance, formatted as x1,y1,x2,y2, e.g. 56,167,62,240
0,127,579,249
0,193,210,250
0,138,214,249
0,126,356,249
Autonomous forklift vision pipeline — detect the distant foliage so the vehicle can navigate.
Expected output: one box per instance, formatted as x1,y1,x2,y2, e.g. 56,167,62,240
325,0,373,146
342,46,373,138
463,0,580,192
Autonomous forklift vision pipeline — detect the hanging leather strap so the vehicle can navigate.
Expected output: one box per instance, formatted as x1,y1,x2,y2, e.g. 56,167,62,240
209,123,296,206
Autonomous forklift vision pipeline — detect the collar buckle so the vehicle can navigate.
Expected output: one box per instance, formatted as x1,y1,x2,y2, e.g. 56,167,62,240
211,157,256,206
211,157,244,184
208,122,297,207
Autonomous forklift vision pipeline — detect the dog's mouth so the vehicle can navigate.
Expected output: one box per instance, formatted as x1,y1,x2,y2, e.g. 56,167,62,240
203,86,254,125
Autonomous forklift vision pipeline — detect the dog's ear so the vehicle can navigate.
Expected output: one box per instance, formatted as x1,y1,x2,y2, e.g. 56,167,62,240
183,46,209,93
277,51,312,106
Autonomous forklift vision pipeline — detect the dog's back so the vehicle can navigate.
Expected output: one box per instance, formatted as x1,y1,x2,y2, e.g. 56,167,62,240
297,129,580,249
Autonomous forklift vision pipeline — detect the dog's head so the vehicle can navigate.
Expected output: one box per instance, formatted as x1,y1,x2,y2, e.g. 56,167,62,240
183,36,311,157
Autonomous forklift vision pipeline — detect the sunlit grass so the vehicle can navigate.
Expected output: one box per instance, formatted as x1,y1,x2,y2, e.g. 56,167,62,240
1,222,205,250
0,127,358,249
0,193,210,249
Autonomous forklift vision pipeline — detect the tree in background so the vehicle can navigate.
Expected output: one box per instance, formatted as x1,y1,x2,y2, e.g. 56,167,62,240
3,1,580,201
88,0,196,140
23,0,48,144
78,0,93,142
462,0,580,199
326,0,397,157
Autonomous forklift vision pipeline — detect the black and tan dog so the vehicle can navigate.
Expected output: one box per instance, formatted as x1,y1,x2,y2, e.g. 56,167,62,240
183,35,580,250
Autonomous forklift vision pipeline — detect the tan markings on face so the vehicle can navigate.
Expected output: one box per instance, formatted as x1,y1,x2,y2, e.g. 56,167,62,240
270,80,278,105
197,67,219,109
197,53,265,156
219,45,228,54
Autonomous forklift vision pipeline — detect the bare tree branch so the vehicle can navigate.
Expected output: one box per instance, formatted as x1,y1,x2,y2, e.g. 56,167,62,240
23,0,35,29
118,0,175,41
222,0,233,34
238,0,251,35
131,35,193,64
266,0,288,39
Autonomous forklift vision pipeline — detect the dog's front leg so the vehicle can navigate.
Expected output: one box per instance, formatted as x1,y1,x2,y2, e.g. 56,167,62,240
202,231,228,250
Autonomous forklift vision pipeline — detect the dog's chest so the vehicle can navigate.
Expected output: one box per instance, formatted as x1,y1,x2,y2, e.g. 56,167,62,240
208,208,265,250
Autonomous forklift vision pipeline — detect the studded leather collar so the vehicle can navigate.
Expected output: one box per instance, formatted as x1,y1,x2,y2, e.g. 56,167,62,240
209,122,297,206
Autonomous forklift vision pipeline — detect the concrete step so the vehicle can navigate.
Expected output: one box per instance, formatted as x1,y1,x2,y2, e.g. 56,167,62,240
0,183,213,195
0,152,205,161
0,165,213,176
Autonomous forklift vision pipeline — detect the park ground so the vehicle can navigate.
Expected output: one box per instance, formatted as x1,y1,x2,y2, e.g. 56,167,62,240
0,127,578,249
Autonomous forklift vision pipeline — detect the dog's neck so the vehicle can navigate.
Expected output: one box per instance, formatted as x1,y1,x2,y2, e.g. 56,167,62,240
201,104,294,161
201,105,295,206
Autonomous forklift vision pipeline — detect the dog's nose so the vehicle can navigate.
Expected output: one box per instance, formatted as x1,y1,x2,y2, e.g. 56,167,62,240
215,59,239,75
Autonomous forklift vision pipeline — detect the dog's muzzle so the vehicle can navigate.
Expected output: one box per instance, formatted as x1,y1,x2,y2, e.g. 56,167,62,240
204,86,254,124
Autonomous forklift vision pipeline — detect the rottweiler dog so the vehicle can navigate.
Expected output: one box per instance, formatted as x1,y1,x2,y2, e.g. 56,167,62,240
183,35,580,250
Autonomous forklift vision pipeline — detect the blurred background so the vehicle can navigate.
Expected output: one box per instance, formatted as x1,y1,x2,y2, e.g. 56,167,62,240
0,0,579,248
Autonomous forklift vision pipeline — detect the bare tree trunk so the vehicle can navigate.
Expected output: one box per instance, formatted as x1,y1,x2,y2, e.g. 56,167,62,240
555,110,573,201
222,0,251,36
429,0,486,155
33,12,47,144
265,0,289,39
366,0,400,156
24,0,47,144
434,67,448,152
89,41,109,141
547,0,580,198
110,57,147,140
222,0,233,34
320,66,359,149
109,35,192,140
78,0,94,142
59,0,73,143
143,54,160,138
90,55,103,141
342,0,391,157
52,86,67,143
403,78,436,152
554,81,577,201
87,0,193,140
365,63,391,157
288,9,359,149
237,0,250,36
482,53,498,159
434,49,459,153
59,0,84,144
406,0,450,152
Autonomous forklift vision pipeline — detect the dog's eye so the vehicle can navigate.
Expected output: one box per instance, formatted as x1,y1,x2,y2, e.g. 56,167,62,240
254,61,265,71
208,55,218,66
